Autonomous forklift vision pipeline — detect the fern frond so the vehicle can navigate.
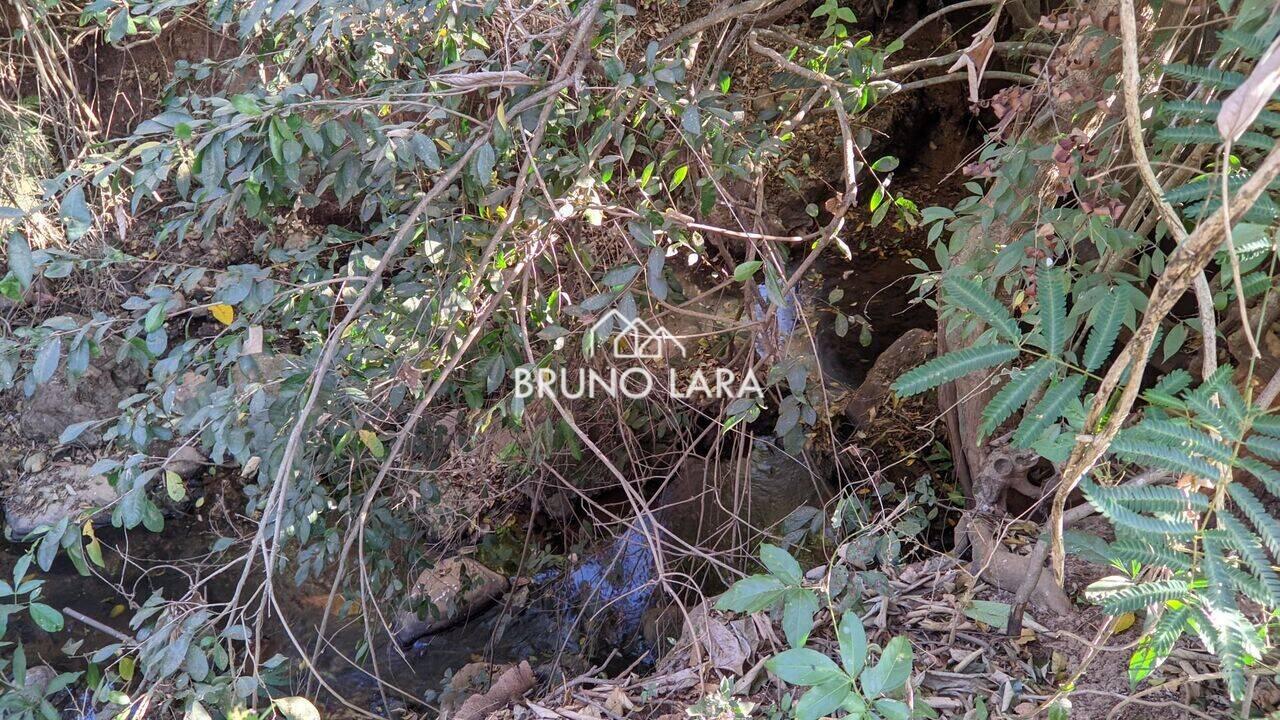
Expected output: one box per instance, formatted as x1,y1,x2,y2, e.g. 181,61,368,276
1036,267,1066,356
1200,535,1236,608
1096,579,1192,614
1127,419,1235,464
1250,414,1280,438
1237,457,1280,497
944,276,1021,341
1185,387,1242,441
979,359,1055,440
1102,482,1210,513
1163,63,1244,90
1152,369,1194,396
1083,478,1198,537
1246,434,1280,462
1012,374,1085,448
1164,100,1280,130
1109,433,1222,481
1226,562,1272,607
1128,605,1188,686
1083,289,1123,371
1228,484,1280,557
1155,124,1274,150
1217,29,1269,58
1219,511,1280,605
1107,538,1192,571
892,344,1020,397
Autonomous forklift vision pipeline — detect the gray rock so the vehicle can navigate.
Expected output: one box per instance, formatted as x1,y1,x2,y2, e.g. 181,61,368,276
393,557,508,645
19,349,144,447
3,464,118,538
164,445,207,479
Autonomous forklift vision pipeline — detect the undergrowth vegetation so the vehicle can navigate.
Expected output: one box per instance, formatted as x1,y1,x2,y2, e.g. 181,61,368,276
2,0,1280,719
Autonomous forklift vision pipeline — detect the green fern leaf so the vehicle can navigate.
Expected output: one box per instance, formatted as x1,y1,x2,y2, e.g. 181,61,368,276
1156,124,1274,150
1185,388,1241,441
1151,369,1193,396
1162,63,1244,89
1103,482,1210,513
892,344,1020,397
1251,414,1280,437
1129,605,1188,686
944,276,1021,341
1219,511,1280,605
1012,374,1085,448
1246,434,1280,462
1083,478,1197,537
1127,419,1235,464
1228,483,1280,557
1218,29,1269,57
1083,288,1123,371
1096,579,1191,614
1036,267,1066,356
1161,99,1218,121
1107,538,1191,571
1109,433,1221,480
979,360,1055,440
1237,457,1280,497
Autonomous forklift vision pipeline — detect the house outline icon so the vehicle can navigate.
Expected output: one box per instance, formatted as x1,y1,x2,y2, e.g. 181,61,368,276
588,309,686,359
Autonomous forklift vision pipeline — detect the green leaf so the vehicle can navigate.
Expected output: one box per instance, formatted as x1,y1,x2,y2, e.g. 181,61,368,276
944,275,1020,340
165,471,187,502
230,94,263,117
59,185,92,242
892,344,1020,397
760,543,803,585
963,600,1010,631
835,611,867,677
8,234,32,290
716,575,785,612
1012,374,1085,448
681,105,701,136
794,679,851,720
33,336,62,385
144,302,167,333
358,429,386,459
59,420,97,444
979,360,1055,440
473,142,496,184
859,636,913,697
733,261,763,282
1036,267,1066,355
29,603,64,632
874,698,911,720
670,164,688,189
1083,288,1123,371
765,647,845,685
782,589,819,648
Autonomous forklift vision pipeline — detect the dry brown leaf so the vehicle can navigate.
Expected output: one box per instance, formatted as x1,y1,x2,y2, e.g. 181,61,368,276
947,11,1001,104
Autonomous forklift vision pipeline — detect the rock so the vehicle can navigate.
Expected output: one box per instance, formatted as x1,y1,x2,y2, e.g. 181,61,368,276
393,557,508,645
21,665,58,700
659,440,833,557
843,328,935,428
3,463,117,539
19,347,144,447
164,445,207,479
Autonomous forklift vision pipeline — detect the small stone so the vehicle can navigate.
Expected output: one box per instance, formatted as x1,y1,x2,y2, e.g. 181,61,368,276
23,452,46,473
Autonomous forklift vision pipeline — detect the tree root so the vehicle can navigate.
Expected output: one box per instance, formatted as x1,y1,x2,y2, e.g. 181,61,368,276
968,518,1072,617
